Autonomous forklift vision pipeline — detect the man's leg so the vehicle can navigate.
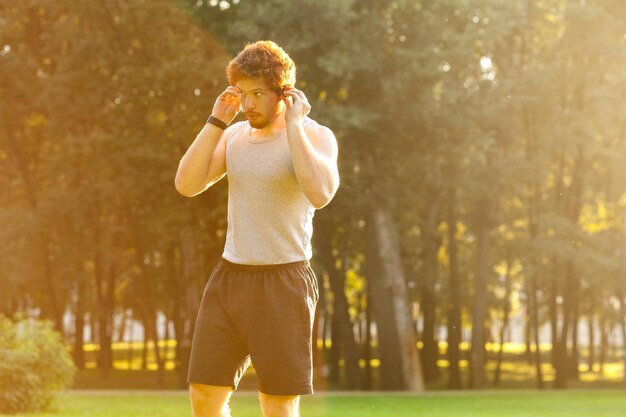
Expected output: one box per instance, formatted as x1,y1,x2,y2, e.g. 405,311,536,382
189,383,234,417
258,392,300,417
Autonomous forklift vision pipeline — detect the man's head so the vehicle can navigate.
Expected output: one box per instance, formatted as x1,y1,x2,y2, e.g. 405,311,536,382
226,41,296,129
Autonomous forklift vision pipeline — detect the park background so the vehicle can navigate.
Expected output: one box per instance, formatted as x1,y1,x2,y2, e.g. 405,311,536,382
1,0,626,414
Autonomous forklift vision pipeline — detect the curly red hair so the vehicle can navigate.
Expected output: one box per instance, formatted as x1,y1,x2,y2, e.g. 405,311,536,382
226,40,296,94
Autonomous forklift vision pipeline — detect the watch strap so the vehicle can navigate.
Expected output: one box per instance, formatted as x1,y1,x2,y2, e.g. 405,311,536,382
207,115,228,130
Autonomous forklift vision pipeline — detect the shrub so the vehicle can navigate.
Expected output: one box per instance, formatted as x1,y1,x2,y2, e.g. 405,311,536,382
0,315,76,414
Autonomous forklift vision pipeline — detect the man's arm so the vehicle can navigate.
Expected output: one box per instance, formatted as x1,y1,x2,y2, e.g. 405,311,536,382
174,86,241,197
286,122,340,209
283,87,340,209
174,123,227,197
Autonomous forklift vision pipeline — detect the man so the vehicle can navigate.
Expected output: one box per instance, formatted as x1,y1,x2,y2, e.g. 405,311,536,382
174,40,339,417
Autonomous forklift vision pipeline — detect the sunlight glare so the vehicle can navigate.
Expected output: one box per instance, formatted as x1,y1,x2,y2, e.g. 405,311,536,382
480,56,493,70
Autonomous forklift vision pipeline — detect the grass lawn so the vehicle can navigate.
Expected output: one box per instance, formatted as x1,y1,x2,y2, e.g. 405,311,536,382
6,390,626,417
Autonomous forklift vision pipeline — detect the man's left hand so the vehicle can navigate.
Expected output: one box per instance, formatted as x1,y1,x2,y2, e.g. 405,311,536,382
282,87,311,125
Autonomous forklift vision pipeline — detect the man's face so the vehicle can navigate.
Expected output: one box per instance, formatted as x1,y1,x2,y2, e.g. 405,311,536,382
235,78,283,129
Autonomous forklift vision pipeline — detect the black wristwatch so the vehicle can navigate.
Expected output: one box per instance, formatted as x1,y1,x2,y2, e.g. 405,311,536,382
206,115,228,130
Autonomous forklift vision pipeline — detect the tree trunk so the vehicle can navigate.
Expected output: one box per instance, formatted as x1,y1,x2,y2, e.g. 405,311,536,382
150,310,165,388
87,313,95,344
328,311,340,383
525,312,532,365
116,309,128,343
328,267,361,389
554,262,576,388
312,297,322,379
420,194,442,382
363,283,373,390
493,261,512,385
587,312,595,373
554,147,585,388
313,216,361,389
618,294,626,389
530,272,545,389
420,283,439,382
73,281,85,370
549,265,559,369
446,185,462,389
136,257,164,385
127,312,135,370
177,223,200,388
126,212,165,387
567,285,580,379
170,244,183,372
164,316,172,371
4,134,63,331
365,202,424,391
321,298,330,365
470,198,492,389
364,210,403,391
96,264,114,379
141,313,149,370
41,232,63,332
526,174,540,383
88,197,115,378
598,315,608,374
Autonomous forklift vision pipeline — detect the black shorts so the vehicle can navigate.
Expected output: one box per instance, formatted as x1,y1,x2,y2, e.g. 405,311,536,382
187,258,319,395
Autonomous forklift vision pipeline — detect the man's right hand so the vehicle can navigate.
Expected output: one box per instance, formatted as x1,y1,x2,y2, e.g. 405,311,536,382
211,86,241,125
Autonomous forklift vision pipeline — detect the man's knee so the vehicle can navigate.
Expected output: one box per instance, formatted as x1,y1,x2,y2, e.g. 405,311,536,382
189,383,233,417
259,392,300,417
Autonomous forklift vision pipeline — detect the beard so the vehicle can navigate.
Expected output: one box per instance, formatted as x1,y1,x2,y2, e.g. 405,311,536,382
247,103,283,129
248,116,271,129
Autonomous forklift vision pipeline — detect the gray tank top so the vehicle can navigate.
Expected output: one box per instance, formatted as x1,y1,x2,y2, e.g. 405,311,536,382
222,118,317,265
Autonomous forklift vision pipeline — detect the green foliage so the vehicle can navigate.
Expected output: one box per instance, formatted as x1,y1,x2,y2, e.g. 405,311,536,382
0,315,76,414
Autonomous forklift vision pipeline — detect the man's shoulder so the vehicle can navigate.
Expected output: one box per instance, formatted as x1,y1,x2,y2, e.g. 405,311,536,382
223,120,249,144
303,117,335,138
302,116,320,128
226,120,249,133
